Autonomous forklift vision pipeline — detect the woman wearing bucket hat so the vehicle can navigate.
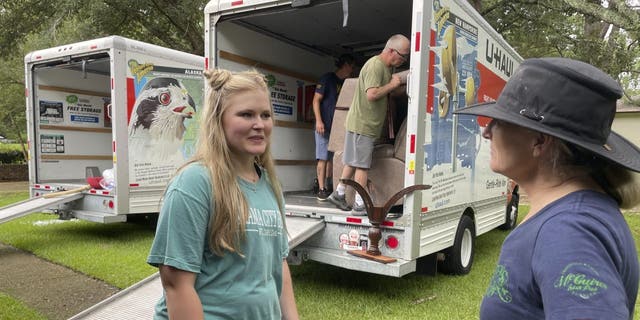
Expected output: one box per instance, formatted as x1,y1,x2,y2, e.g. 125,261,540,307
455,57,640,319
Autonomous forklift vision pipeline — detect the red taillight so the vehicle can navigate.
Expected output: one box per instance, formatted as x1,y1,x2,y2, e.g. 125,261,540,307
385,235,399,250
108,201,114,209
346,217,362,224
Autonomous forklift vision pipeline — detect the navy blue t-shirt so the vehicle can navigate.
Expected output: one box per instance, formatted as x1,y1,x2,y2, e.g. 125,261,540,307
315,72,343,136
481,190,638,320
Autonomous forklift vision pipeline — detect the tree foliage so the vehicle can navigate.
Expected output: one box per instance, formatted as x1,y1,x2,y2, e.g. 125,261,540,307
476,0,640,104
0,0,207,144
80,0,206,55
0,0,206,56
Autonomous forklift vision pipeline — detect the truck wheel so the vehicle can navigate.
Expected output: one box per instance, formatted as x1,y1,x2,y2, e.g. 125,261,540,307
499,193,519,230
439,215,475,275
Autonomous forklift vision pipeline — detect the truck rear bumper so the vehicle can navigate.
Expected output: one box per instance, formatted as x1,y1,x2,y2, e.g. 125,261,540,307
292,246,416,277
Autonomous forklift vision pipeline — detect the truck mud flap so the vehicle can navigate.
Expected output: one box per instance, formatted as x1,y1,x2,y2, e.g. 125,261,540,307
0,193,84,225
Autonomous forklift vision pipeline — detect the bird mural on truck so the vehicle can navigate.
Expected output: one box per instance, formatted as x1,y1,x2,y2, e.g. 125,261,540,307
128,77,196,161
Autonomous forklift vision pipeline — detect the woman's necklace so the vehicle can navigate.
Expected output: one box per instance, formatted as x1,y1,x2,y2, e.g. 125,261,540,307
239,172,258,183
238,167,259,192
238,164,259,183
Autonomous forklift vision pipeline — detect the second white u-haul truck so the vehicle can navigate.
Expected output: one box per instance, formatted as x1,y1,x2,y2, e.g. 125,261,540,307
0,36,204,225
204,0,522,277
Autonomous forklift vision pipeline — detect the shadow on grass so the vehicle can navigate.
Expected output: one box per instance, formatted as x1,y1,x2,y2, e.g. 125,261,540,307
288,215,521,306
47,219,155,241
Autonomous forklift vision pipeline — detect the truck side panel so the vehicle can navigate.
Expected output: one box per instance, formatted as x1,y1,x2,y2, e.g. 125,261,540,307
418,0,521,253
123,51,204,214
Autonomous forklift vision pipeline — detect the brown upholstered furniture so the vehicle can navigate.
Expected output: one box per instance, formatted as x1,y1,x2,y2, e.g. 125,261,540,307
328,77,407,207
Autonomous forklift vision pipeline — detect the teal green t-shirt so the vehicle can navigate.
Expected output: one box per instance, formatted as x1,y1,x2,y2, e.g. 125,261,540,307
345,55,391,137
147,163,289,319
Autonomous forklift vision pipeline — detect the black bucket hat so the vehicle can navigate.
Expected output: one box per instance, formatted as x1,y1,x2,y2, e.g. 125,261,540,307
454,57,640,173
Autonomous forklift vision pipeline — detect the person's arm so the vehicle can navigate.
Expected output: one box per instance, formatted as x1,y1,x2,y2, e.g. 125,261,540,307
533,213,632,319
312,92,325,134
366,74,402,101
159,264,204,320
280,260,299,320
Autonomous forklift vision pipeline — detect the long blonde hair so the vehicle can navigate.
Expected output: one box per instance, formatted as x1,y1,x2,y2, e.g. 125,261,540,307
177,68,284,256
549,139,640,209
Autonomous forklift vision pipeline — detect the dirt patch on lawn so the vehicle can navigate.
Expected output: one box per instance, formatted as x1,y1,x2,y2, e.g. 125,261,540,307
0,181,120,319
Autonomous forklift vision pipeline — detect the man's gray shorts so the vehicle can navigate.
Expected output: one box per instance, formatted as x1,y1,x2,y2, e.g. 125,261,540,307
342,131,375,169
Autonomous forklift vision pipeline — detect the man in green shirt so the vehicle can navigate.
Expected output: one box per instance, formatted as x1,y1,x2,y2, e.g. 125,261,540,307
328,34,410,215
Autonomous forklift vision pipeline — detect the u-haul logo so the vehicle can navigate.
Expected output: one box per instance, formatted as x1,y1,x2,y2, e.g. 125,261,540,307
128,60,154,80
479,38,516,80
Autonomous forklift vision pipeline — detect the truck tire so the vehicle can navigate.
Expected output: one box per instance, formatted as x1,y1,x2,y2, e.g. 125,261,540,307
439,215,475,275
499,192,519,231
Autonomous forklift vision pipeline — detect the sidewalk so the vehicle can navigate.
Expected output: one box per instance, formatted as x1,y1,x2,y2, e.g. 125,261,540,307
0,244,119,319
0,180,120,319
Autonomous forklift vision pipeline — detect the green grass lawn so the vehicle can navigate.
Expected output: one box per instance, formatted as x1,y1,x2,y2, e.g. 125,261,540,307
0,292,46,320
1,190,639,319
0,213,157,289
0,192,28,206
0,143,25,153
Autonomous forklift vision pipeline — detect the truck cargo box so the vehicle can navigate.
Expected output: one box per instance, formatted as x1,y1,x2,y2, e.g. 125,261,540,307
17,36,204,223
205,0,522,276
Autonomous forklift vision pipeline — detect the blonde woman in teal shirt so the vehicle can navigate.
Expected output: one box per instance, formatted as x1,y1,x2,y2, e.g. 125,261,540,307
148,69,298,319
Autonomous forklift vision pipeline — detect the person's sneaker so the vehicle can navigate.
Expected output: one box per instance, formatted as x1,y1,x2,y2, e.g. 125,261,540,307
316,188,330,201
327,191,351,211
351,203,367,216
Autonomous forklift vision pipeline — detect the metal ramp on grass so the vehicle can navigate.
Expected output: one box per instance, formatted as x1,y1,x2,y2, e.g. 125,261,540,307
285,215,326,248
70,215,325,319
0,193,85,224
68,273,162,320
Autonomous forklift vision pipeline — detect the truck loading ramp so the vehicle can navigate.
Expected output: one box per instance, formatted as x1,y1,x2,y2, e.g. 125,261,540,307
0,193,85,225
69,215,324,319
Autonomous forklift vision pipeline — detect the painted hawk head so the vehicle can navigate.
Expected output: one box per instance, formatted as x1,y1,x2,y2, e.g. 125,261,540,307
130,77,196,141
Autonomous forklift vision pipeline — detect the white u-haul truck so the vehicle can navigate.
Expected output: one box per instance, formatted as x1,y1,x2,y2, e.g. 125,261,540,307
69,1,523,318
0,36,204,225
205,0,522,278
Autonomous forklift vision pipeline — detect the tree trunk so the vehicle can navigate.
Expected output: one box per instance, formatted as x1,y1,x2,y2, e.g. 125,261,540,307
468,0,482,11
583,0,606,39
8,115,27,162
